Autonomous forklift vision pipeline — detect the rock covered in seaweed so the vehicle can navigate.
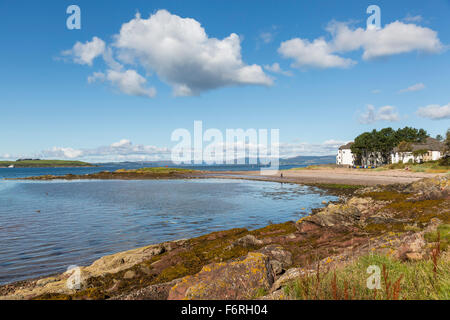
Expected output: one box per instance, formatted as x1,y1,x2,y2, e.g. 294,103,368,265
168,252,274,300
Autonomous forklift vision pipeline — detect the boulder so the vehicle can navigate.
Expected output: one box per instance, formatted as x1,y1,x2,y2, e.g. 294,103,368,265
256,245,292,270
270,261,283,275
396,232,427,261
404,176,450,200
168,252,274,300
271,267,310,291
123,270,136,279
232,235,263,248
297,199,364,230
113,279,182,300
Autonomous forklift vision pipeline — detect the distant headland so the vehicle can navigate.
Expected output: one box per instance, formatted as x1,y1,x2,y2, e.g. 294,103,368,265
0,159,94,168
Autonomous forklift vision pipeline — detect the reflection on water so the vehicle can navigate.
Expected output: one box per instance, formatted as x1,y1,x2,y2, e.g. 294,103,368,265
0,178,337,285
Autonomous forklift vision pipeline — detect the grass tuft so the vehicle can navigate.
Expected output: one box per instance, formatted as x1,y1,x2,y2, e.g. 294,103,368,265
284,253,450,300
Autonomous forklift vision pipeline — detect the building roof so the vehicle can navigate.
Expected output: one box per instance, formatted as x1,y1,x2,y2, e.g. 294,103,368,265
393,137,443,153
339,142,354,150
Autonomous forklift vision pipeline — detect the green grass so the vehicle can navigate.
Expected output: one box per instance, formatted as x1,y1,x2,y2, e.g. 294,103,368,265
0,160,93,168
284,253,450,300
311,183,365,190
252,287,269,298
289,164,338,170
425,224,450,252
383,160,450,173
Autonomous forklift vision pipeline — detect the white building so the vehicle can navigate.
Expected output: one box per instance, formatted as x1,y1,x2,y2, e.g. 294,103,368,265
336,142,354,166
391,137,443,164
336,137,443,167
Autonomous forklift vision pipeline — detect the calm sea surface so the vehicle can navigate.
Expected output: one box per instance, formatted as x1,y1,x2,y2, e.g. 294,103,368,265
0,166,336,285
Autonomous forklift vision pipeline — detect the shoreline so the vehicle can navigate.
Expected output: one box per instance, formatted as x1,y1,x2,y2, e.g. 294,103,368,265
1,174,448,300
208,167,448,186
0,166,96,169
6,166,447,185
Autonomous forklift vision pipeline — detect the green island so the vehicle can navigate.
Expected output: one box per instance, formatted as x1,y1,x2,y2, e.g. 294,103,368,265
0,160,93,168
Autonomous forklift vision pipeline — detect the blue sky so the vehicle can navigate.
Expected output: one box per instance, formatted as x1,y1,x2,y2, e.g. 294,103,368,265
0,0,449,161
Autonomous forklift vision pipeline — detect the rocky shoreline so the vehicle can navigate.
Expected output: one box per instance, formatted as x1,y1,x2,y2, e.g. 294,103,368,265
0,175,448,300
6,168,203,181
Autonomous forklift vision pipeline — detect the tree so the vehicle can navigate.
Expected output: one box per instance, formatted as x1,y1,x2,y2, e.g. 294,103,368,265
438,129,450,166
436,134,443,141
350,127,429,165
445,129,450,155
395,127,428,143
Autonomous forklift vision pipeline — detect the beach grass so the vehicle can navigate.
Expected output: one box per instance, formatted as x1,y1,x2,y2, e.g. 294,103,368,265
284,253,450,300
382,161,450,173
289,164,338,170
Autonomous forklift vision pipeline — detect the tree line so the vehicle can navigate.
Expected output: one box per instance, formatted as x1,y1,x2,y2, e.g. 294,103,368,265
350,127,449,165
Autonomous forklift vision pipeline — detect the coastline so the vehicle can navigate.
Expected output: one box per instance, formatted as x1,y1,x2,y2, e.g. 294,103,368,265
7,166,446,185
1,173,448,300
207,167,448,186
0,160,94,168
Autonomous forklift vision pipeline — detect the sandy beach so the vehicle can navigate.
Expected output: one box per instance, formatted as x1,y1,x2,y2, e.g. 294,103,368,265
210,167,448,186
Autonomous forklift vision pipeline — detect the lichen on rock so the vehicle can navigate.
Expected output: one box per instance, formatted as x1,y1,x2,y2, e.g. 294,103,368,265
168,252,274,300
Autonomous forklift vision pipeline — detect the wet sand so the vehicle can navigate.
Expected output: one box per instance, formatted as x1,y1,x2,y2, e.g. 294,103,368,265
209,168,448,186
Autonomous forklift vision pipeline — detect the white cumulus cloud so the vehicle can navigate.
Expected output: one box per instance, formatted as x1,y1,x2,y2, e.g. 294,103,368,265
279,19,443,69
416,103,450,120
113,10,272,96
263,63,293,76
279,38,355,69
358,105,400,124
42,147,84,159
105,69,156,98
111,139,133,148
328,21,443,60
62,37,106,66
62,10,272,97
36,140,171,162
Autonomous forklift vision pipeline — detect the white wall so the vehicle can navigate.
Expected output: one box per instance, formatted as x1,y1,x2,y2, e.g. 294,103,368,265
431,151,441,161
336,149,354,165
392,152,416,164
391,151,442,164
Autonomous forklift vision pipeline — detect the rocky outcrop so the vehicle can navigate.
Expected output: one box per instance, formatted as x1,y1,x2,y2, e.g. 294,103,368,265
256,245,292,275
168,252,274,300
404,176,450,200
164,244,294,300
0,240,187,300
113,279,182,300
271,267,309,291
232,235,264,247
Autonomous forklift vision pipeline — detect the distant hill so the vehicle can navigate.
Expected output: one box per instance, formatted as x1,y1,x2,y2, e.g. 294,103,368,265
280,155,336,166
0,160,94,168
97,156,337,168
